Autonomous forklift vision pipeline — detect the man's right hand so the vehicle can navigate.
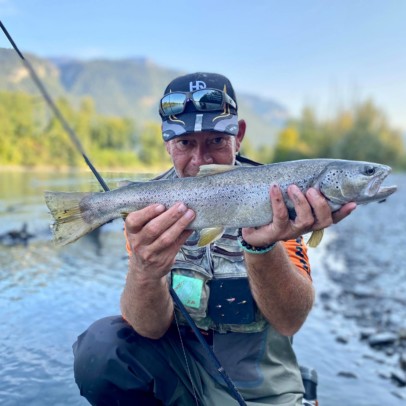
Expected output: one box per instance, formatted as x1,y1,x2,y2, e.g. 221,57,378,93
125,203,196,280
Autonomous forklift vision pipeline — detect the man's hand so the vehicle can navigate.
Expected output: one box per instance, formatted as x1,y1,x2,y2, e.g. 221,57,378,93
242,184,356,247
125,203,196,280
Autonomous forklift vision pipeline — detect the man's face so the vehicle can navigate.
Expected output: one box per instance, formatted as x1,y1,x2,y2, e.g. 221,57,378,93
165,128,244,178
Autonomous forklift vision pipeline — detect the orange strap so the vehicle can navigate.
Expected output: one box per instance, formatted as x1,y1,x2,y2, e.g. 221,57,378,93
282,237,312,280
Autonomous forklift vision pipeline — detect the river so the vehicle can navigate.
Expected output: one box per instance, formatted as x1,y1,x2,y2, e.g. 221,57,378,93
0,170,405,405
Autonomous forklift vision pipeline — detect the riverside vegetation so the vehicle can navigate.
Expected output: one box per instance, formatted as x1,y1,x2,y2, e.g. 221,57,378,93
1,90,405,171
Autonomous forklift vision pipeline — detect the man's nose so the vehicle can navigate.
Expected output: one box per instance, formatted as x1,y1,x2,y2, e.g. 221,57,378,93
192,146,213,166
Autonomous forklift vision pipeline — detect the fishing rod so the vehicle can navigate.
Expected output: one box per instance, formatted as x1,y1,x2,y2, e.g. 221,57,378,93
0,20,109,192
0,21,247,405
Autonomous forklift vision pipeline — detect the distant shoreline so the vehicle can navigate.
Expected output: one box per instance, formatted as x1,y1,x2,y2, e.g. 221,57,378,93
0,164,168,174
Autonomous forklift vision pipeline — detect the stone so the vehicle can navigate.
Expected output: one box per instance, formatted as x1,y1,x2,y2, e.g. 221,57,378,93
337,371,358,379
391,370,406,387
368,332,398,347
400,352,406,371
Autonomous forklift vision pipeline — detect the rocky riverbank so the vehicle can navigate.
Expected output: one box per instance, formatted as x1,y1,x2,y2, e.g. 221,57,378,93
321,229,406,391
322,173,406,393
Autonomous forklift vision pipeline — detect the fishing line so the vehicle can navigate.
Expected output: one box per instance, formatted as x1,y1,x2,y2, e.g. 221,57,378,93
0,20,247,405
171,287,247,406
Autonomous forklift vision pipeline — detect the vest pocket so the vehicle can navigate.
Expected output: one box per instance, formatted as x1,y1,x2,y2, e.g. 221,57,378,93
170,261,212,325
208,277,257,325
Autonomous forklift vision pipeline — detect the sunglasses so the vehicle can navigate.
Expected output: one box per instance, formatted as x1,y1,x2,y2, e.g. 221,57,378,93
159,88,237,117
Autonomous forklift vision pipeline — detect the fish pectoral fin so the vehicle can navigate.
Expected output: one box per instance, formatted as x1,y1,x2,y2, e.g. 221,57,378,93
307,229,324,248
197,164,237,177
197,227,225,247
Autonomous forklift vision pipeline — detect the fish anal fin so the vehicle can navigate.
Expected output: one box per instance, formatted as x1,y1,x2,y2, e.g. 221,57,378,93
197,164,236,177
307,229,324,248
197,227,225,247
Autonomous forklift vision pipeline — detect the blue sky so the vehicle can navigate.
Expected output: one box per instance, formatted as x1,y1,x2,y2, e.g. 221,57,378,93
1,0,405,131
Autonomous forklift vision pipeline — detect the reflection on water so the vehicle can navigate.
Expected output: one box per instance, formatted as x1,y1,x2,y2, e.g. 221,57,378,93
0,170,131,406
0,170,405,405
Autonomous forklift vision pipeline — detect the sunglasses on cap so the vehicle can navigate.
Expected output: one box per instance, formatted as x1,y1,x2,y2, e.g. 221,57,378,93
159,88,237,117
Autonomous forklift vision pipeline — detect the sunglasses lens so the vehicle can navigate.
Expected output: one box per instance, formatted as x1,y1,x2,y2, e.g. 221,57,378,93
161,93,187,115
192,89,224,110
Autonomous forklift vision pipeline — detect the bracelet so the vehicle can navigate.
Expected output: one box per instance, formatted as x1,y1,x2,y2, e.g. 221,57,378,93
237,229,277,254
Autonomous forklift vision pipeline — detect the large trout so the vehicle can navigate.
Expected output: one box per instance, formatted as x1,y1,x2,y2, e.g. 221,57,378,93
44,159,397,247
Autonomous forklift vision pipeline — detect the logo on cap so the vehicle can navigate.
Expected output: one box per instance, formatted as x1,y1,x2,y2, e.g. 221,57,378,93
189,81,206,91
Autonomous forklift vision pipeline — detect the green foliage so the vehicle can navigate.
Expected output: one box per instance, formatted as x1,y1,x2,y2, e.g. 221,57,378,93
1,90,405,171
268,100,405,168
137,122,171,166
0,91,168,170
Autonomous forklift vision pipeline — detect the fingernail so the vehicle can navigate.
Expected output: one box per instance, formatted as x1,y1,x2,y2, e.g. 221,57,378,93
155,204,165,212
184,209,195,220
177,203,187,213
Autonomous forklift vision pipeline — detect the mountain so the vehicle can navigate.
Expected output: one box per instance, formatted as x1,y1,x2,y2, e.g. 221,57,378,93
0,48,66,97
0,48,288,146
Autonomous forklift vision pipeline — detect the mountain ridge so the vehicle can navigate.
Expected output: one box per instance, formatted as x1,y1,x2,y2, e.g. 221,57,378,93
0,48,288,146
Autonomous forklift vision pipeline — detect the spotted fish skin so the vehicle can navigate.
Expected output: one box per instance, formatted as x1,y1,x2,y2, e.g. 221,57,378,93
44,159,397,246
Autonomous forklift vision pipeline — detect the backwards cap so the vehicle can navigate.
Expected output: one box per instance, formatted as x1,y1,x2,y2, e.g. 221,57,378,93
160,72,239,141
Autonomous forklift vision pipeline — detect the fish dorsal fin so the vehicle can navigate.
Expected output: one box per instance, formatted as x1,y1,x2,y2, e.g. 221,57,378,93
197,164,237,177
197,227,225,247
117,180,135,188
307,229,325,248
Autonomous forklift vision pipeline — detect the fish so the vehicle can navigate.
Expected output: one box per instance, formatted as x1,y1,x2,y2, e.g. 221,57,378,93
44,159,397,247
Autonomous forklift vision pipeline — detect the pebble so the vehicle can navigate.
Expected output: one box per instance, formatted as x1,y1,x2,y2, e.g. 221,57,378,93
400,353,406,371
336,335,349,344
368,332,398,347
360,328,376,340
391,370,406,387
337,371,358,379
399,329,406,340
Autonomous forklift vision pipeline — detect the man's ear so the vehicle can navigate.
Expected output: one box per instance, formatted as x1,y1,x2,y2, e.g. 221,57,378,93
165,141,171,155
235,119,246,152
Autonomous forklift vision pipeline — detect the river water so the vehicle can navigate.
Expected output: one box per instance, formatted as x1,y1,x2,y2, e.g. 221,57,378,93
0,170,405,405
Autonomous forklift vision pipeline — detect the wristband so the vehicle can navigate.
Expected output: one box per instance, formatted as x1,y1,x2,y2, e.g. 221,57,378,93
237,229,277,254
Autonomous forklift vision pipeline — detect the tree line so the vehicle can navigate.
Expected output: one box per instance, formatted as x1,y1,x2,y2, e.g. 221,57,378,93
258,103,405,168
1,91,405,170
0,91,170,170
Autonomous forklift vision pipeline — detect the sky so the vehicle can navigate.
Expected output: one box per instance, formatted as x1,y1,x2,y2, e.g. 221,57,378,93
1,0,405,131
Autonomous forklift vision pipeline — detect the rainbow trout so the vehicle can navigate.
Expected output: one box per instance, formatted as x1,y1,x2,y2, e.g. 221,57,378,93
44,159,397,247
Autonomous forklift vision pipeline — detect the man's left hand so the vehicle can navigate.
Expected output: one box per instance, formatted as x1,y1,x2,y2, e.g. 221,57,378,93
242,184,356,247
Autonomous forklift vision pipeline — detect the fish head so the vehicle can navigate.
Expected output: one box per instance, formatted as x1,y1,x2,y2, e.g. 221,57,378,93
318,160,397,207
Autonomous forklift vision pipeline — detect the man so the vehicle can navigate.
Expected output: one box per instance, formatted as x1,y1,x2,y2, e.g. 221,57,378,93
73,72,356,405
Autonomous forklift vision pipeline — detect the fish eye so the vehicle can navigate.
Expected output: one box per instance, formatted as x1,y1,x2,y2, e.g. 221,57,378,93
364,165,376,176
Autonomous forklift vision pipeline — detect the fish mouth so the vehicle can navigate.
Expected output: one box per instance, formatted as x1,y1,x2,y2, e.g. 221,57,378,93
364,168,397,202
366,176,384,196
372,185,397,202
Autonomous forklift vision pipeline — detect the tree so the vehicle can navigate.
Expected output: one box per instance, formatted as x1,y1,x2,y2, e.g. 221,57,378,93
334,100,404,165
137,122,171,166
273,126,311,162
272,100,405,167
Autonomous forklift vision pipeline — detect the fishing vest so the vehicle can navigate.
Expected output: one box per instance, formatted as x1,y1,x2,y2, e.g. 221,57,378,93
154,160,269,333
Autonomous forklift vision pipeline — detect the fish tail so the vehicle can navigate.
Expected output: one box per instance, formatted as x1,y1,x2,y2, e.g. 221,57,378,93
44,191,97,246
